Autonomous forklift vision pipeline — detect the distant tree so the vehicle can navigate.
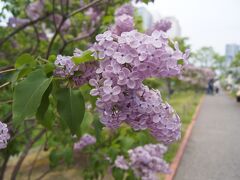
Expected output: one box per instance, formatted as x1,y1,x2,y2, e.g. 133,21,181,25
231,52,240,67
191,47,217,68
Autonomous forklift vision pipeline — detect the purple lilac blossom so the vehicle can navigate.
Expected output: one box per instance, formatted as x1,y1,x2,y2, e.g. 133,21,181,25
111,4,135,35
49,14,71,34
0,122,10,149
115,155,129,170
54,7,189,144
8,18,30,28
115,144,170,180
54,51,98,86
26,0,45,20
89,29,188,143
146,19,172,35
74,134,96,151
115,4,134,17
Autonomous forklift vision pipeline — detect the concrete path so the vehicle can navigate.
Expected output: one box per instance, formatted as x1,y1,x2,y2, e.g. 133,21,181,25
175,92,240,180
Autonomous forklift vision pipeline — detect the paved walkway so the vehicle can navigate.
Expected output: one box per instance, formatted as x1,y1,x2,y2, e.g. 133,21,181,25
175,92,240,180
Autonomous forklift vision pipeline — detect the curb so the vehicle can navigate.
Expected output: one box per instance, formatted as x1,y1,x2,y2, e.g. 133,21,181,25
164,95,205,180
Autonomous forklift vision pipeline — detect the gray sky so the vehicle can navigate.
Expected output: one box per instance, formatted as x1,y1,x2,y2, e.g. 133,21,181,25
145,0,240,55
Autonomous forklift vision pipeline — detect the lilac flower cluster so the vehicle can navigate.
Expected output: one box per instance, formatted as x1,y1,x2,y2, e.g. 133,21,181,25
89,29,188,143
26,0,44,20
8,18,30,28
111,4,134,35
0,122,10,150
53,4,189,143
54,49,98,86
115,4,134,17
115,144,170,180
146,19,172,35
74,134,96,151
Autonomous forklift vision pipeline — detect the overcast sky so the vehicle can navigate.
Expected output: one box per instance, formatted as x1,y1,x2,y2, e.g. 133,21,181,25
144,0,240,55
1,0,240,55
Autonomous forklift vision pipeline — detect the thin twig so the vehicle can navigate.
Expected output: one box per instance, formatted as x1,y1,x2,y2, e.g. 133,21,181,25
0,154,10,180
0,13,52,47
45,16,66,59
27,145,44,180
58,27,98,53
35,168,52,180
0,100,13,104
31,25,40,54
0,69,16,74
10,129,46,180
46,0,104,58
0,82,10,89
68,0,103,18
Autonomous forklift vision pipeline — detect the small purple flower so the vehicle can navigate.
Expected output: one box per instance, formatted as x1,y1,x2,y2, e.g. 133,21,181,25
26,0,45,20
115,4,134,17
146,19,172,34
8,18,30,28
74,134,96,151
96,31,113,45
115,156,129,170
0,122,10,149
102,85,121,102
117,68,139,89
115,144,170,180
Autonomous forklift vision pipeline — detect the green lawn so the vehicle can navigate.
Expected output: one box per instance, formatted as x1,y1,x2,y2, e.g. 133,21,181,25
164,90,203,163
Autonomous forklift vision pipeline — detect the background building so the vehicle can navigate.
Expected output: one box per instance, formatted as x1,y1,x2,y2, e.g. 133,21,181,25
225,44,240,66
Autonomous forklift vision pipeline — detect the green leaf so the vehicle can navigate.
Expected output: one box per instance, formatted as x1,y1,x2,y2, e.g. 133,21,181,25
178,59,184,65
36,83,53,129
15,53,36,68
112,167,125,180
43,63,55,75
80,111,93,133
72,50,94,65
56,88,85,135
48,55,56,63
13,69,52,125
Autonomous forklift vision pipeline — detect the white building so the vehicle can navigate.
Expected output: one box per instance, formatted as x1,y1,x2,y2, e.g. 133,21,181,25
225,44,240,66
136,6,154,30
165,16,181,38
134,2,181,37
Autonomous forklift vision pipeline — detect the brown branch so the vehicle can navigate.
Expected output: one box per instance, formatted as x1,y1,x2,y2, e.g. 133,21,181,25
27,145,44,180
45,16,66,59
31,25,40,54
46,0,103,58
68,0,103,18
0,82,10,89
0,154,10,180
0,68,16,74
58,27,98,54
35,168,52,180
1,112,12,123
10,129,46,180
0,13,52,47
